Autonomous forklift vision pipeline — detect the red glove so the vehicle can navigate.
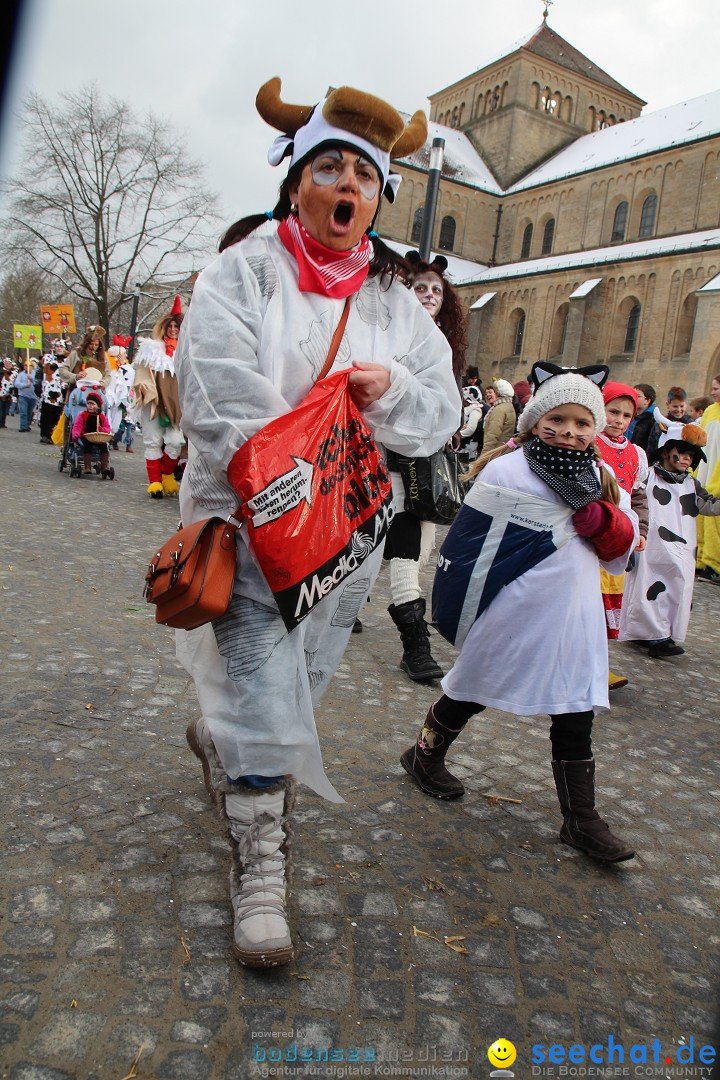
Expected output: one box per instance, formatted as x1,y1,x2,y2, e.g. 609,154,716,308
573,500,635,561
572,501,609,537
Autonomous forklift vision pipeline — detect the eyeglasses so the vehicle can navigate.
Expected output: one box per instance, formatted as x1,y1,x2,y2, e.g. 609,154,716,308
310,150,380,201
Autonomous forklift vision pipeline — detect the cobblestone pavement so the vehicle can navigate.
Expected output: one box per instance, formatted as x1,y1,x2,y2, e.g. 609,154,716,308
1,420,719,1080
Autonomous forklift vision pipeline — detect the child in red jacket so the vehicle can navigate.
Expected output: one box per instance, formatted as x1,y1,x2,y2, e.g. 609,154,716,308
71,391,112,475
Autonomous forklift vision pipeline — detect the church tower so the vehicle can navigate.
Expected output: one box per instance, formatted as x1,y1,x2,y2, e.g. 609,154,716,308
428,18,646,189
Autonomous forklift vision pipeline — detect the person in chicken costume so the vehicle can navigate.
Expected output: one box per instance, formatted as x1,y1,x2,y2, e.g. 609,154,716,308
133,297,185,497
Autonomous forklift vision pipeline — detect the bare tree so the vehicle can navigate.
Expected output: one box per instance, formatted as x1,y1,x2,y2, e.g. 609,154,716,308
1,84,219,334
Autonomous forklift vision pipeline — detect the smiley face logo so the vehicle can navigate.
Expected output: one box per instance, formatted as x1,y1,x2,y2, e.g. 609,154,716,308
488,1039,516,1069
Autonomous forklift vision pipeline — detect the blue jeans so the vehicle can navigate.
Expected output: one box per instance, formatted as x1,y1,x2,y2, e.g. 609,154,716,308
18,396,36,430
116,418,134,447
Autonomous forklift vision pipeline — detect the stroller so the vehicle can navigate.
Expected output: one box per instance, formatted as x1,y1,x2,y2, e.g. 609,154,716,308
58,377,115,480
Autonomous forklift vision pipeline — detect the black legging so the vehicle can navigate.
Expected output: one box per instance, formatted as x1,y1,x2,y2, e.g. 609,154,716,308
434,694,593,760
384,511,422,561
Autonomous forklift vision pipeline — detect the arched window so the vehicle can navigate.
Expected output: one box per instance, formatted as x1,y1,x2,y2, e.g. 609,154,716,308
439,215,456,252
675,293,698,356
491,86,501,111
541,218,555,255
611,201,628,242
520,223,533,259
411,207,423,244
624,303,641,353
542,88,558,115
639,193,658,238
512,311,526,356
451,107,459,128
550,303,569,357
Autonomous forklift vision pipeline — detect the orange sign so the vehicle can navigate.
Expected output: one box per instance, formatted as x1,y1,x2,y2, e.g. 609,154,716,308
40,304,76,334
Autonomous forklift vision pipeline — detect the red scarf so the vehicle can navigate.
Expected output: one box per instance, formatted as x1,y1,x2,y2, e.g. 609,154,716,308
278,214,370,298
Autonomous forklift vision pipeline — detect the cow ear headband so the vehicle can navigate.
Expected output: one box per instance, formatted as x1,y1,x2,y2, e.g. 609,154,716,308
529,361,609,391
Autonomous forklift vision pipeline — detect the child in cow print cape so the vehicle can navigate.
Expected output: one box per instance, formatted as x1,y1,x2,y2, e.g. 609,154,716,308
402,362,640,864
619,410,720,658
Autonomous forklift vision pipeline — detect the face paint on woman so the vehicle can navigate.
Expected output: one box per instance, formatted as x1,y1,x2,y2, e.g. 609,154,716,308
412,272,444,320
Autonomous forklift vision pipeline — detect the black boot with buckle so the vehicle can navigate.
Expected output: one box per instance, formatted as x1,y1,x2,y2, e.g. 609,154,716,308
388,598,444,682
552,758,635,863
400,698,483,799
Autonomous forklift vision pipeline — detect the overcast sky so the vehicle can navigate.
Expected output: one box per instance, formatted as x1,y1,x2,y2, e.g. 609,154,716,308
3,0,719,238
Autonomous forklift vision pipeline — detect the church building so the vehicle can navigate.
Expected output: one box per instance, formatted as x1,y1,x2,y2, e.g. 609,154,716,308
378,17,720,396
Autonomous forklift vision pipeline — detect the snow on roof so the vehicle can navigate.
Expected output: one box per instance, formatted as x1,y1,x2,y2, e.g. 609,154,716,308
394,119,502,195
568,278,603,299
381,237,488,285
464,227,720,285
508,89,720,193
698,272,720,292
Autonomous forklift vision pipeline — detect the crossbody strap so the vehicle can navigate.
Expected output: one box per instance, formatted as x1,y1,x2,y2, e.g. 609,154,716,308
316,296,351,382
224,295,350,525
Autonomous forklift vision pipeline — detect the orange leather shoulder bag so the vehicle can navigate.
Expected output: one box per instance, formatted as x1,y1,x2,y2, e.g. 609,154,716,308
144,297,351,630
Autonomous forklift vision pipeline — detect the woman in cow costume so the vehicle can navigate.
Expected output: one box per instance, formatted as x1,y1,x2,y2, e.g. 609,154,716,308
174,78,459,968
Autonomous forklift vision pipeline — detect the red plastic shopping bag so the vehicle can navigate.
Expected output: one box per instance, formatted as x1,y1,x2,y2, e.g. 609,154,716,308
227,371,393,631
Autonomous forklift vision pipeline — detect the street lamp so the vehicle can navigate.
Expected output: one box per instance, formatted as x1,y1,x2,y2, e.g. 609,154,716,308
419,137,445,262
127,283,141,361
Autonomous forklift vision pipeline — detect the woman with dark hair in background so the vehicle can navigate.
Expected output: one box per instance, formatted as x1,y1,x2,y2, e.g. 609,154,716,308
383,252,467,682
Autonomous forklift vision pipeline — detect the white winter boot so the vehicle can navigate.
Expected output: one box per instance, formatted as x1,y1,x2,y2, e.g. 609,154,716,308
225,782,295,968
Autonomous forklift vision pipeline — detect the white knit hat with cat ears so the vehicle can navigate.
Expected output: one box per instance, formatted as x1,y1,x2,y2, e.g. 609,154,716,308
517,362,609,434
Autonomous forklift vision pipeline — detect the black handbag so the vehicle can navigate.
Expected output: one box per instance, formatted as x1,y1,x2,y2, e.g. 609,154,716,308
392,446,464,524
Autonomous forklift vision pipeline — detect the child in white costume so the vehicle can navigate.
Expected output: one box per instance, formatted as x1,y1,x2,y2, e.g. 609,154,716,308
404,362,639,864
620,410,720,657
133,296,185,497
105,335,135,443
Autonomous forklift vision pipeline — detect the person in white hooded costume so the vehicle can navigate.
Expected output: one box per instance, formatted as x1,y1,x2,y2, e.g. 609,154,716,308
174,78,460,969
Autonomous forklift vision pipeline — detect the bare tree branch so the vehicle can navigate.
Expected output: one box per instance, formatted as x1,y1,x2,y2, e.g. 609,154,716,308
0,84,220,334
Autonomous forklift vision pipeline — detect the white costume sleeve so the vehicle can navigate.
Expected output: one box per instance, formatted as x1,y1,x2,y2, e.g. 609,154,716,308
360,305,461,456
174,246,291,482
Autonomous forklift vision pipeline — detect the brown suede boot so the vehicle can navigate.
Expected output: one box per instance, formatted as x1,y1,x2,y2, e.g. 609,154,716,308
400,704,467,799
83,452,93,475
552,758,635,863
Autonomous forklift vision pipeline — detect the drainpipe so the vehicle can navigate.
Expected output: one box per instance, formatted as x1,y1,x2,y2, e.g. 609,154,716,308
490,204,503,267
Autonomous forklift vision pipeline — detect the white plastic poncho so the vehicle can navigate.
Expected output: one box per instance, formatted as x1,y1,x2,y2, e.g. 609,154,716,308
174,222,461,801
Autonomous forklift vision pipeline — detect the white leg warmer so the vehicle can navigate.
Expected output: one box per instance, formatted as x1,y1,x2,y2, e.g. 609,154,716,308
390,557,422,605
